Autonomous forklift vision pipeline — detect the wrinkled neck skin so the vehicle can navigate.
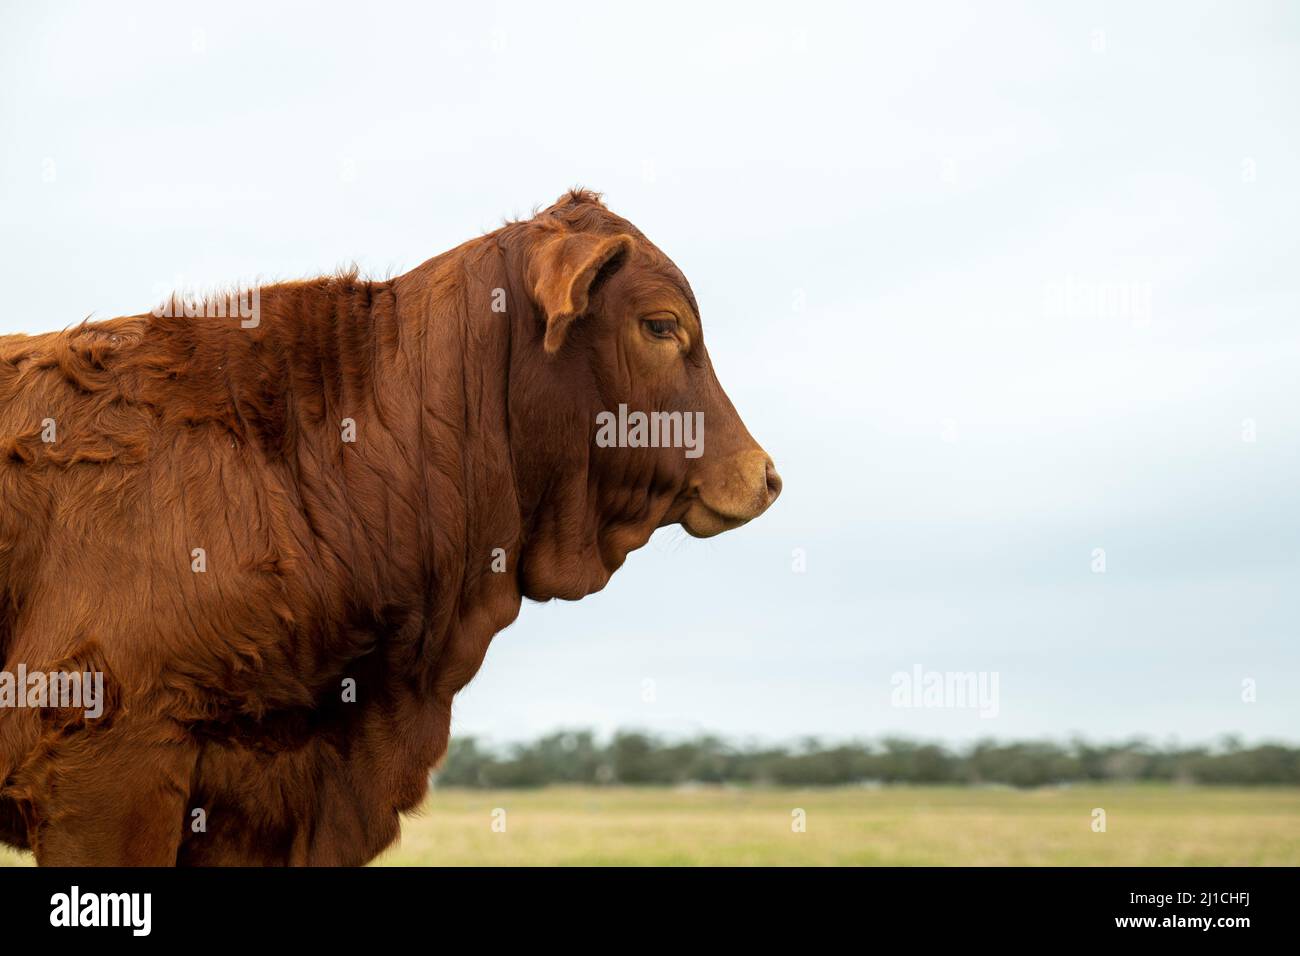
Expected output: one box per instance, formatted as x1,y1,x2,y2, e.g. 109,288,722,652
315,226,670,697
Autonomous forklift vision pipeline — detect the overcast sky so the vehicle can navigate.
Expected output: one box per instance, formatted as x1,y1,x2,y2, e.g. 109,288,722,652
2,1,1296,746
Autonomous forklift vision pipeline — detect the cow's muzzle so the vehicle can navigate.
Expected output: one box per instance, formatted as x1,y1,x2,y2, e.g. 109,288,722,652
682,449,782,538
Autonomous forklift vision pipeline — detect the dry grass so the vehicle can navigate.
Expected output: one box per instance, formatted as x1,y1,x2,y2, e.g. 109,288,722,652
375,784,1300,866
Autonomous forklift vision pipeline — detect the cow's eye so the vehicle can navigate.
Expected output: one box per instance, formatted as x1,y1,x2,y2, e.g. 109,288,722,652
642,316,678,339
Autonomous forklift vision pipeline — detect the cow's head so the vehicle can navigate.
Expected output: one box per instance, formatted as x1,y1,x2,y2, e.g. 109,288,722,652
506,191,781,600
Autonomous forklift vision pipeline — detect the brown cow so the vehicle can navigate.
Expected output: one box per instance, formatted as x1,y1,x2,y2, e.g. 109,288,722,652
0,190,780,865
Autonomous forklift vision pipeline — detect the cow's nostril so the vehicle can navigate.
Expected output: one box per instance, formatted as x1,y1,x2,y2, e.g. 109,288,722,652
764,460,782,502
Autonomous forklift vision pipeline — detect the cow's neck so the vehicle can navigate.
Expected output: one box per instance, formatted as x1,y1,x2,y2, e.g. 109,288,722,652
388,247,525,696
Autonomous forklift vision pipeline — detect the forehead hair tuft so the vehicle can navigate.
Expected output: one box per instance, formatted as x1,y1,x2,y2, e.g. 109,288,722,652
532,188,646,240
557,187,606,208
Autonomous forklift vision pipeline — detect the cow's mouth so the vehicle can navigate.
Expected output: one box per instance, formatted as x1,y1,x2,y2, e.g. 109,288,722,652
680,499,754,538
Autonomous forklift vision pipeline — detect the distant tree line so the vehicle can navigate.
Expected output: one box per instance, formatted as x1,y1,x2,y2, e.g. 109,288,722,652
433,731,1300,788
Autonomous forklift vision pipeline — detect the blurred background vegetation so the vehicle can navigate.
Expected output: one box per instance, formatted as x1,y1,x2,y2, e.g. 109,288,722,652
435,731,1300,789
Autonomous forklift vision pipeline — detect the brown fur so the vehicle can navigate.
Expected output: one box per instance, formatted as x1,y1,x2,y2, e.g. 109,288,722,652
0,191,779,865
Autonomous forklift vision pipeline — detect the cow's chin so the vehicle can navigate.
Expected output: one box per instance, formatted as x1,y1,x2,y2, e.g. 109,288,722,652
680,500,752,538
519,521,659,602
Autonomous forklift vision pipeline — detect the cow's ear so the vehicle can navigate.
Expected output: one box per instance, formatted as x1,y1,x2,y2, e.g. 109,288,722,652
528,232,635,354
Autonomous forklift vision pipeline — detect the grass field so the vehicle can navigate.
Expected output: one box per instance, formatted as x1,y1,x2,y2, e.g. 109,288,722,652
3,785,1298,866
